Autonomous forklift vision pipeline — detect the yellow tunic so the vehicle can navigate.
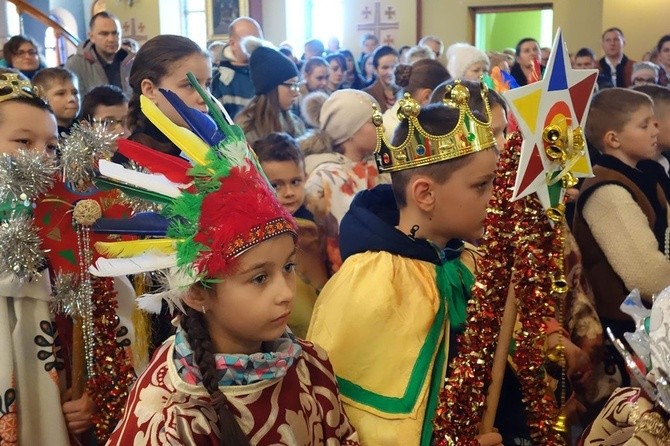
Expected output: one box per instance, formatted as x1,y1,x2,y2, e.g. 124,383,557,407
307,251,449,446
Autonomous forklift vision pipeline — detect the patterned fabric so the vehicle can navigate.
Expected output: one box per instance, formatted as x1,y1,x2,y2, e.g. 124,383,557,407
107,336,360,445
579,387,669,445
0,271,70,446
304,153,388,273
174,327,302,386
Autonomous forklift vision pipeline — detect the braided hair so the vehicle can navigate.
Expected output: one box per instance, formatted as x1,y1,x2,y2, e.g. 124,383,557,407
181,305,250,446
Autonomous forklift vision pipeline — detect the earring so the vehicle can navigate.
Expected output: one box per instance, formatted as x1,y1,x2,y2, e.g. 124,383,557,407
201,306,207,314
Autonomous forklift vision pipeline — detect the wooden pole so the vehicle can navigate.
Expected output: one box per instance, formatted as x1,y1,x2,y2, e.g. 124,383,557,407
480,279,518,433
70,317,85,400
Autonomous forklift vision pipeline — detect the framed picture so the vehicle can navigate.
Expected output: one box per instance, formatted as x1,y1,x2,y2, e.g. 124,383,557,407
207,0,249,41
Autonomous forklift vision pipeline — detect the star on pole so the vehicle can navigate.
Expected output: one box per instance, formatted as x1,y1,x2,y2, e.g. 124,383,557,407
503,29,599,210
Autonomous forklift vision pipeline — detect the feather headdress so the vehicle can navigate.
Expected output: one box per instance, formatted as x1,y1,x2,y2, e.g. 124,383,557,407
89,73,296,312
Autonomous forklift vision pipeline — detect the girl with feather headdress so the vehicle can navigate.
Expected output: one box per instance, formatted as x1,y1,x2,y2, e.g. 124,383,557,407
92,71,359,445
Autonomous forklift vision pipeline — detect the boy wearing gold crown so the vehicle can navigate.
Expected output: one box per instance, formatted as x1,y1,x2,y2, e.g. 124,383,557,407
307,82,503,446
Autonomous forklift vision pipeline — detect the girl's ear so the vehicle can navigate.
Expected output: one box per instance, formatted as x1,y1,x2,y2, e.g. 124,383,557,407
140,79,158,101
408,176,436,213
182,284,212,313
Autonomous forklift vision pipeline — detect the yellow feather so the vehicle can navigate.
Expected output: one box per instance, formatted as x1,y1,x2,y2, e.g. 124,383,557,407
94,239,177,258
140,95,211,166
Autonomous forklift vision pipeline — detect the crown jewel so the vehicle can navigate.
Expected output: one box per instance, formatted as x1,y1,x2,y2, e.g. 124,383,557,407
373,80,496,173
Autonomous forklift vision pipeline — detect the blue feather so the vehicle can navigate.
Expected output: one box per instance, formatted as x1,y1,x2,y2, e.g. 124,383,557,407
502,70,520,89
92,212,169,236
159,88,225,146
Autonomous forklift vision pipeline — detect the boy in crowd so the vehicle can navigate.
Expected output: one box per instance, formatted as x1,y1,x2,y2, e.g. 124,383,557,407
80,84,130,137
254,132,328,337
33,67,80,136
307,84,502,445
573,88,670,385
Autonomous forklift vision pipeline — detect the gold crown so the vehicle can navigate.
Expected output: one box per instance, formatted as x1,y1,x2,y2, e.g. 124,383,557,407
0,72,42,104
373,80,496,173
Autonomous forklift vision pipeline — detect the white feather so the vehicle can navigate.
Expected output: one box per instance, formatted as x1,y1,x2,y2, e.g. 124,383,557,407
89,253,178,277
98,159,186,198
135,267,195,314
136,293,164,314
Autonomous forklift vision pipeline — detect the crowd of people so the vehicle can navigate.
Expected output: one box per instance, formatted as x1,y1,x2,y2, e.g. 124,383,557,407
1,8,669,446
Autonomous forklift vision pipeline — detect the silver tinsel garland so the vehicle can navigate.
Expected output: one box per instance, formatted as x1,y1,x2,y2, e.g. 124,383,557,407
60,122,121,192
50,272,82,317
0,213,45,281
0,149,58,204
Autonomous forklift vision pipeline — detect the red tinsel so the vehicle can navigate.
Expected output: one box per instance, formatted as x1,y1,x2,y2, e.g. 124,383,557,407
433,132,566,445
88,277,136,442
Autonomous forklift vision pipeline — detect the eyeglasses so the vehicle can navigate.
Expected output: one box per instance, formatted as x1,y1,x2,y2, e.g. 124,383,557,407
15,49,38,57
93,117,127,128
281,81,301,93
633,77,657,84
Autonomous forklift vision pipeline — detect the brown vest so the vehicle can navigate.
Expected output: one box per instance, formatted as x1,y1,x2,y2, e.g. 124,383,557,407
573,165,665,320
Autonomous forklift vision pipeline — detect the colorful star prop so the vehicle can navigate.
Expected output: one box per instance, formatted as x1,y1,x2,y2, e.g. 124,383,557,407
503,29,598,210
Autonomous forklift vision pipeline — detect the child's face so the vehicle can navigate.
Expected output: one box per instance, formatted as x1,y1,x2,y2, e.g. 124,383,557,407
145,54,211,128
44,79,80,126
328,60,344,88
611,105,659,166
305,65,328,92
277,77,300,111
0,102,58,155
93,103,130,138
430,149,498,242
655,104,670,150
349,120,377,157
201,234,296,354
491,104,508,151
261,160,306,214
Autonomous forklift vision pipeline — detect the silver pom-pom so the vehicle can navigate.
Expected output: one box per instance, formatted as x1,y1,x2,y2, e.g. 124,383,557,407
0,149,57,203
50,272,79,316
60,121,121,192
0,213,45,281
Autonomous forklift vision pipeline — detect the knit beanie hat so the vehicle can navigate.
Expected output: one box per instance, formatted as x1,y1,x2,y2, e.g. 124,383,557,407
245,38,299,95
304,89,377,145
446,43,490,79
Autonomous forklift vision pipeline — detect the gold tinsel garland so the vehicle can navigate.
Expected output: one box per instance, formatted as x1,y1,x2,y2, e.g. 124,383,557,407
433,132,566,445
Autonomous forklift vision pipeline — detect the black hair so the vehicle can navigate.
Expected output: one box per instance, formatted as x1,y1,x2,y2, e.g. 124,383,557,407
657,34,670,53
2,35,40,67
80,84,128,122
575,47,596,59
89,11,119,29
181,305,250,446
515,38,539,57
254,132,304,165
372,45,399,68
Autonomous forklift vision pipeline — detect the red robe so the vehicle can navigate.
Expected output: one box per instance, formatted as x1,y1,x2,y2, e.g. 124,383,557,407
108,337,360,445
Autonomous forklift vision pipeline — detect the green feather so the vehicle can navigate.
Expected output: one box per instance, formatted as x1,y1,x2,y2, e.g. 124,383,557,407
93,177,174,205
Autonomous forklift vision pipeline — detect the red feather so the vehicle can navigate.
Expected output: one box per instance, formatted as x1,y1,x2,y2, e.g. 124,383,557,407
116,139,192,184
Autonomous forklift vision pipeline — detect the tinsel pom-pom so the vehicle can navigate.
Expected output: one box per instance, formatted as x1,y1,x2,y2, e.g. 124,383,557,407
60,122,121,192
0,213,45,281
50,272,81,316
0,149,57,203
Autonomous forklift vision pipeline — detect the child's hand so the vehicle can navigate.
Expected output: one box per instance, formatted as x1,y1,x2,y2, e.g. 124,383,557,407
62,390,96,434
476,432,503,445
564,339,592,389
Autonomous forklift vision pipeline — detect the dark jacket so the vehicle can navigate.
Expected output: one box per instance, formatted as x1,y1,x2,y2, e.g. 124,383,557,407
598,54,635,88
65,39,134,97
